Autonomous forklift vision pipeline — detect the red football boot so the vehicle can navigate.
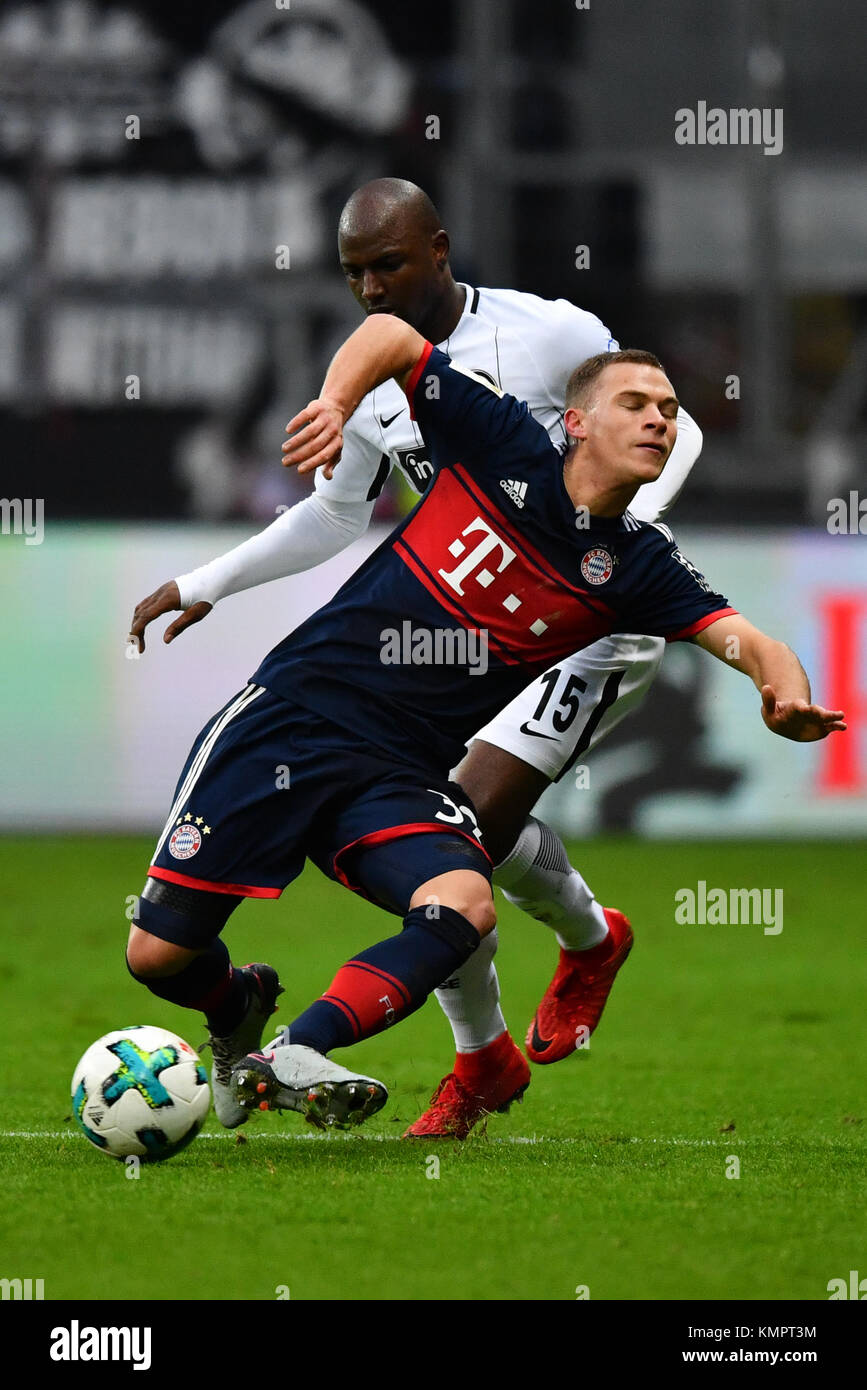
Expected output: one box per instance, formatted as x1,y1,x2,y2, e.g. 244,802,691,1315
403,1031,531,1140
525,908,633,1064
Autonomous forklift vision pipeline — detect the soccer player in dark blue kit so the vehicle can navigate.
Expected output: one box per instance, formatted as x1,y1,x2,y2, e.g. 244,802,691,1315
126,314,845,1130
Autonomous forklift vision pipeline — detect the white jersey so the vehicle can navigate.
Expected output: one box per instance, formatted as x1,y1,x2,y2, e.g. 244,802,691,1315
316,285,698,521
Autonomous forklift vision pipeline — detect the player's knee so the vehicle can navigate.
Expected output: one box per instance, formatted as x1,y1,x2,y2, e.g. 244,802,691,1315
410,869,496,938
126,924,194,979
430,893,496,938
462,893,497,938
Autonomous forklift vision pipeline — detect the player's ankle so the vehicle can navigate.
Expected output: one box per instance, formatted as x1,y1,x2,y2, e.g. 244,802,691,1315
559,931,612,963
455,1030,513,1074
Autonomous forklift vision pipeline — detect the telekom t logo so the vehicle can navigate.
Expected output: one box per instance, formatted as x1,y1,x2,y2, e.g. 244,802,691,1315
438,517,516,595
436,514,553,640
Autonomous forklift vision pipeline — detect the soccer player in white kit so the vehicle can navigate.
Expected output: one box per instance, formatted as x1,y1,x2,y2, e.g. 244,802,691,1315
130,179,705,1138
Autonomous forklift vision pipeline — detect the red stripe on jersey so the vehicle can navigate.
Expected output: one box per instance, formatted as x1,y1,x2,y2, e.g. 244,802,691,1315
453,464,614,616
393,539,522,665
666,607,739,643
331,821,491,898
394,468,614,665
147,866,282,898
404,340,435,420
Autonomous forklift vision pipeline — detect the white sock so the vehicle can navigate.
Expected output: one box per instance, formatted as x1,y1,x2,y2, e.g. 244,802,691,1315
494,817,609,953
434,927,506,1054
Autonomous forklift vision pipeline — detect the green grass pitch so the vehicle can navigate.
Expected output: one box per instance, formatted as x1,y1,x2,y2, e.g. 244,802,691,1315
0,835,864,1302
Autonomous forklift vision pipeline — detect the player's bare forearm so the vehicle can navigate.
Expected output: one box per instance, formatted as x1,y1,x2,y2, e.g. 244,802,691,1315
694,614,846,741
282,317,426,478
700,616,809,696
321,316,425,414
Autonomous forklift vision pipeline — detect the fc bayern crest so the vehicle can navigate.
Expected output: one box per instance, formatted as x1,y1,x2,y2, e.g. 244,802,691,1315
169,824,202,860
580,548,614,585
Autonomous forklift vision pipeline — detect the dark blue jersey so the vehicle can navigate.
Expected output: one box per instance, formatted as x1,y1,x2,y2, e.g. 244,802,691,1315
252,345,735,771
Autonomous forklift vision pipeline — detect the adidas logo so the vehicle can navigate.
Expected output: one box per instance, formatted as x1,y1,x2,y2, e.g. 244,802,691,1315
500,477,528,508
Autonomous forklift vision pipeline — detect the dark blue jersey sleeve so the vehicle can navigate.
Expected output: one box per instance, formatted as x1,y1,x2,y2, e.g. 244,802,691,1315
404,342,538,470
615,524,738,640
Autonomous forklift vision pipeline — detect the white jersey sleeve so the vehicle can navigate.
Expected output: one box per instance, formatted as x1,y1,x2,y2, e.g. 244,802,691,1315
173,383,399,609
174,490,375,608
313,400,394,503
627,406,703,523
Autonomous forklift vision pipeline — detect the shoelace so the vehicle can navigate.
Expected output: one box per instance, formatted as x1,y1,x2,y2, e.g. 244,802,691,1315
203,1020,286,1086
206,1035,236,1087
427,1073,473,1112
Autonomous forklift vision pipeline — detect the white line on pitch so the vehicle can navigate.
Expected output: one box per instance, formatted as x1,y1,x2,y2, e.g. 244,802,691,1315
0,1130,787,1147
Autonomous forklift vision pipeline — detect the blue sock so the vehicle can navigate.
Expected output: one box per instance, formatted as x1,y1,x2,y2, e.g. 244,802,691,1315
126,938,247,1036
287,906,480,1053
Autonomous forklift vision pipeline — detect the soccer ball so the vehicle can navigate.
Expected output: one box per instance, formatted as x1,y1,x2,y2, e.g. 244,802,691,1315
71,1025,210,1161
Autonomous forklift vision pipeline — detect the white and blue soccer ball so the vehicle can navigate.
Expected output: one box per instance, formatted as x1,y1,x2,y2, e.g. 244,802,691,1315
71,1025,210,1161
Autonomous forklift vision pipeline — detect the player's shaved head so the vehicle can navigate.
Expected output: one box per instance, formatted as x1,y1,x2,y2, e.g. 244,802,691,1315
337,179,464,343
339,178,443,244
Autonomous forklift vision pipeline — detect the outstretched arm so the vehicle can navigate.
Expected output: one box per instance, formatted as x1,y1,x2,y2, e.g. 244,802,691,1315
693,614,846,741
127,490,374,654
281,316,426,478
127,322,419,655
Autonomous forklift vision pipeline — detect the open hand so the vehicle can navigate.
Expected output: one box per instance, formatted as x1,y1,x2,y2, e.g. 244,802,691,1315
281,398,345,479
760,685,846,741
128,581,213,655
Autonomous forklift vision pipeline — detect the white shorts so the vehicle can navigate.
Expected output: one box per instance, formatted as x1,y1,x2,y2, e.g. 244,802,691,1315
470,633,665,781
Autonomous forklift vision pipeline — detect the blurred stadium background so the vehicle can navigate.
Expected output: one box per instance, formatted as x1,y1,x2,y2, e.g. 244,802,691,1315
1,0,865,840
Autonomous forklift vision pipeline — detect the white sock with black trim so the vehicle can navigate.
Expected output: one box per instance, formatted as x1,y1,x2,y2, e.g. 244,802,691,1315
433,927,506,1054
494,817,609,952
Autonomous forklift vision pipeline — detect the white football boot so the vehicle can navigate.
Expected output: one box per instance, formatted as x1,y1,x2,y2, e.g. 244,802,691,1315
207,963,284,1128
232,1040,388,1130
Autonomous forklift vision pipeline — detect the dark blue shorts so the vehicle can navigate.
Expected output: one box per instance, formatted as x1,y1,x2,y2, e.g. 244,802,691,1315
146,685,490,927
